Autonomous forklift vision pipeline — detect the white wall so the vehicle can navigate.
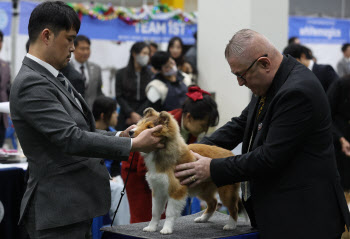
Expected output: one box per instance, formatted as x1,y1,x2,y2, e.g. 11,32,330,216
197,0,289,127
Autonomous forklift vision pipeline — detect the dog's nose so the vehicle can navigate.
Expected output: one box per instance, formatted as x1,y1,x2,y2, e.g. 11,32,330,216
129,128,136,138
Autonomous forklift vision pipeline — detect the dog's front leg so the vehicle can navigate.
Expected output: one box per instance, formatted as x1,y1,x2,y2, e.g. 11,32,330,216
160,197,187,234
143,193,167,232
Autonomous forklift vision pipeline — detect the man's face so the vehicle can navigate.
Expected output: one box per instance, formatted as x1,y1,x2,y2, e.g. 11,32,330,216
227,55,271,96
344,47,350,58
74,40,90,64
47,28,76,70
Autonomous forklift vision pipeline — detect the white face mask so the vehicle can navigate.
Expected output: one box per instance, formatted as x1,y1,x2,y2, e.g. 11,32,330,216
136,54,149,67
164,65,178,76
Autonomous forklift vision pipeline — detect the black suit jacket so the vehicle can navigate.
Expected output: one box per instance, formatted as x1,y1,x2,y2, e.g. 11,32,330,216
201,55,350,239
61,63,85,97
312,63,339,92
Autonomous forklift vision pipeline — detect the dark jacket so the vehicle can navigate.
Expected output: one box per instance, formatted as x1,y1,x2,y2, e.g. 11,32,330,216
312,62,339,92
201,55,350,239
61,63,85,97
115,66,152,130
10,57,131,230
327,75,350,189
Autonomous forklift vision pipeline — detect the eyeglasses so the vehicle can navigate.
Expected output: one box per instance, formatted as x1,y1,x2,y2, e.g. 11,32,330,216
232,54,268,81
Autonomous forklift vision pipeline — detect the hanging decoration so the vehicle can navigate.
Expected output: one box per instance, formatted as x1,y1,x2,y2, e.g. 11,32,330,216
67,3,197,25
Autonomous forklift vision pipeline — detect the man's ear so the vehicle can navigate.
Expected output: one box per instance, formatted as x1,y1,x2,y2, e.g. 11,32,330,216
41,28,52,45
259,57,271,69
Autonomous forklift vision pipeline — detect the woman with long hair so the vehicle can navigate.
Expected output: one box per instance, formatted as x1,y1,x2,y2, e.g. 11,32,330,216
115,42,152,130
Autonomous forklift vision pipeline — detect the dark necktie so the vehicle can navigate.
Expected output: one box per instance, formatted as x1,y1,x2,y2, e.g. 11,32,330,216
80,65,87,87
57,73,82,110
242,96,266,201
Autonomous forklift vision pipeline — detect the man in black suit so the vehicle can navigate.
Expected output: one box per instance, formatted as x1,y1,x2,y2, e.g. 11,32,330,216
175,29,350,239
283,43,339,92
11,2,163,238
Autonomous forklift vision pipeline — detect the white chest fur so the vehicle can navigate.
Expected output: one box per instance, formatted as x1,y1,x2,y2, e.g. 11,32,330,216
144,152,169,196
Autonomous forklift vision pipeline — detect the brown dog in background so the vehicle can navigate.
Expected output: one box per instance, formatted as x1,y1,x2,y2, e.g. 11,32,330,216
132,108,241,234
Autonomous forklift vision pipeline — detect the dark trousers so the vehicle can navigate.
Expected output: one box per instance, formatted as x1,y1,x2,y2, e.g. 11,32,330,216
0,119,6,147
24,196,92,239
242,197,258,229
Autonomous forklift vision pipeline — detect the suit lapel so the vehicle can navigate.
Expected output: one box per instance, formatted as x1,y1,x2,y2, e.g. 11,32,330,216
22,57,87,119
242,95,259,153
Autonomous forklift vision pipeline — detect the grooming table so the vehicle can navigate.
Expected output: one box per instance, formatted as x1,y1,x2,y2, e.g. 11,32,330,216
101,211,259,239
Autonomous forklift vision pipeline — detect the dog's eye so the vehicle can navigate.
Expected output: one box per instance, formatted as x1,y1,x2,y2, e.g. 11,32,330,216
147,125,153,129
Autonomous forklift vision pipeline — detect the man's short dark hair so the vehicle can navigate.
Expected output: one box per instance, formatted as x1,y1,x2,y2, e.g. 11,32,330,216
151,51,171,71
341,43,350,53
28,1,80,44
288,37,299,45
74,35,91,47
92,96,117,123
0,30,3,42
283,44,312,60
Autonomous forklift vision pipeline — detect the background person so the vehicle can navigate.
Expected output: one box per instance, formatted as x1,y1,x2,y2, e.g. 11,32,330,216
71,35,104,108
146,51,191,112
167,36,193,75
175,29,350,239
283,43,339,92
115,42,152,131
0,30,11,148
337,43,350,78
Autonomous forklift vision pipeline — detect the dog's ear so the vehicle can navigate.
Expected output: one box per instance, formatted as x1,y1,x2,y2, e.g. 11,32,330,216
143,107,156,117
157,111,170,126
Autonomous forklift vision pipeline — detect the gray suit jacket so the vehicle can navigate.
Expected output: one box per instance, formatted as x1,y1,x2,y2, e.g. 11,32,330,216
336,57,350,78
85,61,103,108
10,57,131,230
0,59,10,128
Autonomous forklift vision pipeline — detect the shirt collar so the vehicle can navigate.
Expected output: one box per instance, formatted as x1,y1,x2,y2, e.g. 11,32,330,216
308,60,314,71
71,56,87,69
26,53,59,77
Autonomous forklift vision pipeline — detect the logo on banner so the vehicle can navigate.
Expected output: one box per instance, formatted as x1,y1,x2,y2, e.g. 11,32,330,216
0,9,8,30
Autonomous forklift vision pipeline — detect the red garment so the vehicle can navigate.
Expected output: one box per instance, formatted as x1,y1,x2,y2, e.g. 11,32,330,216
121,108,197,223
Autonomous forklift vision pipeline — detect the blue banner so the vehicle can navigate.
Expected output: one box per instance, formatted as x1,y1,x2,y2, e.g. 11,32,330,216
0,2,12,36
18,1,196,44
289,16,350,44
19,1,38,35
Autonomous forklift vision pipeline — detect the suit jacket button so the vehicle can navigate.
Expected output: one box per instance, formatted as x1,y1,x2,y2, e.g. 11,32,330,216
100,159,104,165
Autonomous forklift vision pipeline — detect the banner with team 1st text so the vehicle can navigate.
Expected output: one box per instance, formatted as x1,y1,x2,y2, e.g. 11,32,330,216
19,1,197,44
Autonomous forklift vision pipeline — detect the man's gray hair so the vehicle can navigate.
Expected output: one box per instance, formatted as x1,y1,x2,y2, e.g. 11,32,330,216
225,29,257,59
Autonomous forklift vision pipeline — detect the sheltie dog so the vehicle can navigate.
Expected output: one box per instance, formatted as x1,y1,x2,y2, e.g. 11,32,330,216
133,108,241,234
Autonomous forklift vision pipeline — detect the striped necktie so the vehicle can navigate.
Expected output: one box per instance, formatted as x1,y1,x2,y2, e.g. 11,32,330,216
57,73,82,110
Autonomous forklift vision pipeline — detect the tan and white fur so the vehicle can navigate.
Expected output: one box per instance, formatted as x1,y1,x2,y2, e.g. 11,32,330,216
133,108,241,234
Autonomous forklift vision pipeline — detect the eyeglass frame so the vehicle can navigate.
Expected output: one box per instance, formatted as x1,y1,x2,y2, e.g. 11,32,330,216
232,54,268,81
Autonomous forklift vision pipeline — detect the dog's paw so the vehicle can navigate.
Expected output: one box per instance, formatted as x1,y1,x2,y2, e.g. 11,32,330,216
143,226,157,232
160,227,173,234
194,214,210,223
223,224,236,230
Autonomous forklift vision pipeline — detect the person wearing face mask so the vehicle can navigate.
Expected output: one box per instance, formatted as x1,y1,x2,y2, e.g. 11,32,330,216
146,51,191,111
115,42,153,130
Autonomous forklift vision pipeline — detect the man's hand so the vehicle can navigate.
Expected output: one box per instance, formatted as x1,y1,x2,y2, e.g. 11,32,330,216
131,125,164,153
340,137,350,157
174,151,212,187
130,112,141,124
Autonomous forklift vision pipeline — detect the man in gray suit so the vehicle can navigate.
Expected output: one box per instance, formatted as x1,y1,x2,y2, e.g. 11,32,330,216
337,43,350,78
10,2,163,238
71,35,103,108
0,30,10,147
